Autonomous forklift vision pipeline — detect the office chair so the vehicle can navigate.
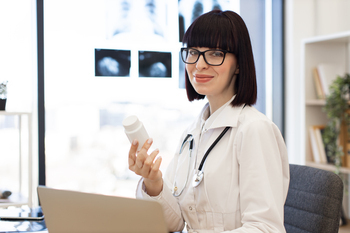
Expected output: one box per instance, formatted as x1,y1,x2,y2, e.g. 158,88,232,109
284,164,344,233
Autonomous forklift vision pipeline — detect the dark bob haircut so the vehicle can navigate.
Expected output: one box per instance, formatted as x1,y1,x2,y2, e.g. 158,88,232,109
182,10,257,106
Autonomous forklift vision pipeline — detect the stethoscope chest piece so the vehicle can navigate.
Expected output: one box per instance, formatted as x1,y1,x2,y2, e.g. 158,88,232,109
192,170,204,187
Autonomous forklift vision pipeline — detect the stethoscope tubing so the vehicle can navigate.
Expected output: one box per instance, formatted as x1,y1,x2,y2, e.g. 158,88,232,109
173,135,193,197
173,127,230,196
197,127,230,170
180,134,193,154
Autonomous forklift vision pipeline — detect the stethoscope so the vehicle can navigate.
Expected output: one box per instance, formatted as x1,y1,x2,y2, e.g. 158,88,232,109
172,126,231,197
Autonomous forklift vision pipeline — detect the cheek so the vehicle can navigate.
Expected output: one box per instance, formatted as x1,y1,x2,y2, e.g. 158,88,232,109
185,64,192,72
185,64,194,78
215,67,229,78
221,65,237,78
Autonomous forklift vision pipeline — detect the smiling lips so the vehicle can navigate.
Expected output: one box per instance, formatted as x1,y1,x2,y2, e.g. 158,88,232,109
194,74,213,83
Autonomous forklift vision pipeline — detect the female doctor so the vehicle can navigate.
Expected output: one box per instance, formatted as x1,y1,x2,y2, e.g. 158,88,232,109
128,10,290,233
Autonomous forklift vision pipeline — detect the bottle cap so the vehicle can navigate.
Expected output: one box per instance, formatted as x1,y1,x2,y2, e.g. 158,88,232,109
122,115,141,131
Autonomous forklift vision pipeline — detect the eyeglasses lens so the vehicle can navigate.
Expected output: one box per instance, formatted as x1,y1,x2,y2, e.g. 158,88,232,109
181,49,225,66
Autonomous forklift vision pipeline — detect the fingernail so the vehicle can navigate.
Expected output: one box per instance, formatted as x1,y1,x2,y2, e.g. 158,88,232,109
156,156,162,160
147,138,153,144
132,139,138,145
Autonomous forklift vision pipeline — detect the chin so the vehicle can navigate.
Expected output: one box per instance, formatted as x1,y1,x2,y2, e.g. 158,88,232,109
194,88,210,96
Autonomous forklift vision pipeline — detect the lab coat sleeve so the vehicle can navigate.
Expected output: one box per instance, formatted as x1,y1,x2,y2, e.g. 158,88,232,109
228,119,289,233
135,149,186,231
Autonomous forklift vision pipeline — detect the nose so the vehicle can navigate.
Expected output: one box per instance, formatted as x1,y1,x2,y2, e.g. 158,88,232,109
195,54,209,70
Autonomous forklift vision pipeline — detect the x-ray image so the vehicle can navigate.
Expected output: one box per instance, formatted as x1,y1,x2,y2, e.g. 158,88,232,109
139,51,171,78
105,0,168,43
178,0,232,42
95,49,131,77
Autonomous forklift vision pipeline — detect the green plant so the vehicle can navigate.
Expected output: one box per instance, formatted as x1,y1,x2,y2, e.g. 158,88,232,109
0,81,8,98
322,73,350,174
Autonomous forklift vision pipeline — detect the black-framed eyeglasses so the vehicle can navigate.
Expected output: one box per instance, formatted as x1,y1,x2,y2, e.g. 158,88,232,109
181,48,234,66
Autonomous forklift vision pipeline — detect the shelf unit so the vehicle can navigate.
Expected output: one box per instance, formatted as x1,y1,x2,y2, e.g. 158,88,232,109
0,111,32,208
301,31,350,220
302,31,350,167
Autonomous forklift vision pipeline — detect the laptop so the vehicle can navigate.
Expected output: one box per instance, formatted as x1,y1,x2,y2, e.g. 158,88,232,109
37,186,168,233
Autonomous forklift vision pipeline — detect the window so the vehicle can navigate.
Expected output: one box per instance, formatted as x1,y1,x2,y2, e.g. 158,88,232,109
39,0,283,197
0,0,36,205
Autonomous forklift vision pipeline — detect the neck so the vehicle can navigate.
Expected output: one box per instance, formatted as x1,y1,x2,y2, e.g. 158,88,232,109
207,95,233,116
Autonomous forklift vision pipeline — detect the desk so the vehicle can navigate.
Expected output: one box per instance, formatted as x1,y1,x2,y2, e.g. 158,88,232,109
0,207,190,233
0,207,46,233
0,221,47,233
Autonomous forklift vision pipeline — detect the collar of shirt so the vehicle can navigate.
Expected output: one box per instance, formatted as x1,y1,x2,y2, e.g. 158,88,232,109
200,95,245,131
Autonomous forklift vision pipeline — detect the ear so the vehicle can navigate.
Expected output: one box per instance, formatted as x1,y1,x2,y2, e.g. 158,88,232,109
234,67,239,74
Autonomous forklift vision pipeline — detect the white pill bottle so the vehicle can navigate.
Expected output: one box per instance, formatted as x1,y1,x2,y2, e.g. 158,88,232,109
122,115,149,151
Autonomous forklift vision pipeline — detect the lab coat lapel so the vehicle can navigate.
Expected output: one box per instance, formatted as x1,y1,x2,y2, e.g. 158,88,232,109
206,104,244,130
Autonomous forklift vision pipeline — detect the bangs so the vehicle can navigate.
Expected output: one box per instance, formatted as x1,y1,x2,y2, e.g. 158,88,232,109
182,11,237,53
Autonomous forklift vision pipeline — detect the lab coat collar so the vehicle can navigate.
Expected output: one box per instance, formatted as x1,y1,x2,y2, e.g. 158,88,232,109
200,95,245,130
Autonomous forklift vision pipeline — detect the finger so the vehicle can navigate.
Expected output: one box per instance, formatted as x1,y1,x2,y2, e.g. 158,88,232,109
129,139,138,160
135,157,144,169
135,138,153,169
128,140,138,169
128,157,135,169
135,149,147,169
141,149,159,177
140,138,153,154
144,149,160,167
149,156,162,180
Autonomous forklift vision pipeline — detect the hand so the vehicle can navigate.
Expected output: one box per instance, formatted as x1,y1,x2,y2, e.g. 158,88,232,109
128,138,163,196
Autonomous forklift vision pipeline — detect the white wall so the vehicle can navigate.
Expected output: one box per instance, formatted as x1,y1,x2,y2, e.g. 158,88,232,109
285,0,350,164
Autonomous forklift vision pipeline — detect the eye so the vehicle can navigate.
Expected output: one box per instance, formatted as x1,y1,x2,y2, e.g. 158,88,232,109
188,49,199,56
210,51,224,57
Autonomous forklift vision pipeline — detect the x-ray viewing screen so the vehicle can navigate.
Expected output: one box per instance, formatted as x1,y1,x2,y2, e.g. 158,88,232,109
105,0,168,43
138,51,171,78
178,0,233,42
95,49,131,77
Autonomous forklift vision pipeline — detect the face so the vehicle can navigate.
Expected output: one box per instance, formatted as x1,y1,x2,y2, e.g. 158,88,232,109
186,47,239,102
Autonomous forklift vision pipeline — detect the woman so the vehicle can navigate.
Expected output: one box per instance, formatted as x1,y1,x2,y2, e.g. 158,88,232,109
128,10,290,233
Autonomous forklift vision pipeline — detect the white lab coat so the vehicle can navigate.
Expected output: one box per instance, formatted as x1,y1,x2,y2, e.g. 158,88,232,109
136,97,290,233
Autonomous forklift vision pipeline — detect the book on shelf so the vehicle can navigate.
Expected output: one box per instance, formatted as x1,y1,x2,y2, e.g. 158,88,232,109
309,125,328,164
309,125,336,164
346,112,350,168
346,141,350,168
340,114,350,168
315,63,345,97
312,67,325,99
309,126,320,163
319,127,335,164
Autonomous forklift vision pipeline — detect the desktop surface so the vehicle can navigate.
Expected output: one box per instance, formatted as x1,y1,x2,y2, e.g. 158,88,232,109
0,206,188,233
0,207,46,233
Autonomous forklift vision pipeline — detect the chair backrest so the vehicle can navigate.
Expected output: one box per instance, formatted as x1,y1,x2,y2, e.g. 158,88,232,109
284,164,343,233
